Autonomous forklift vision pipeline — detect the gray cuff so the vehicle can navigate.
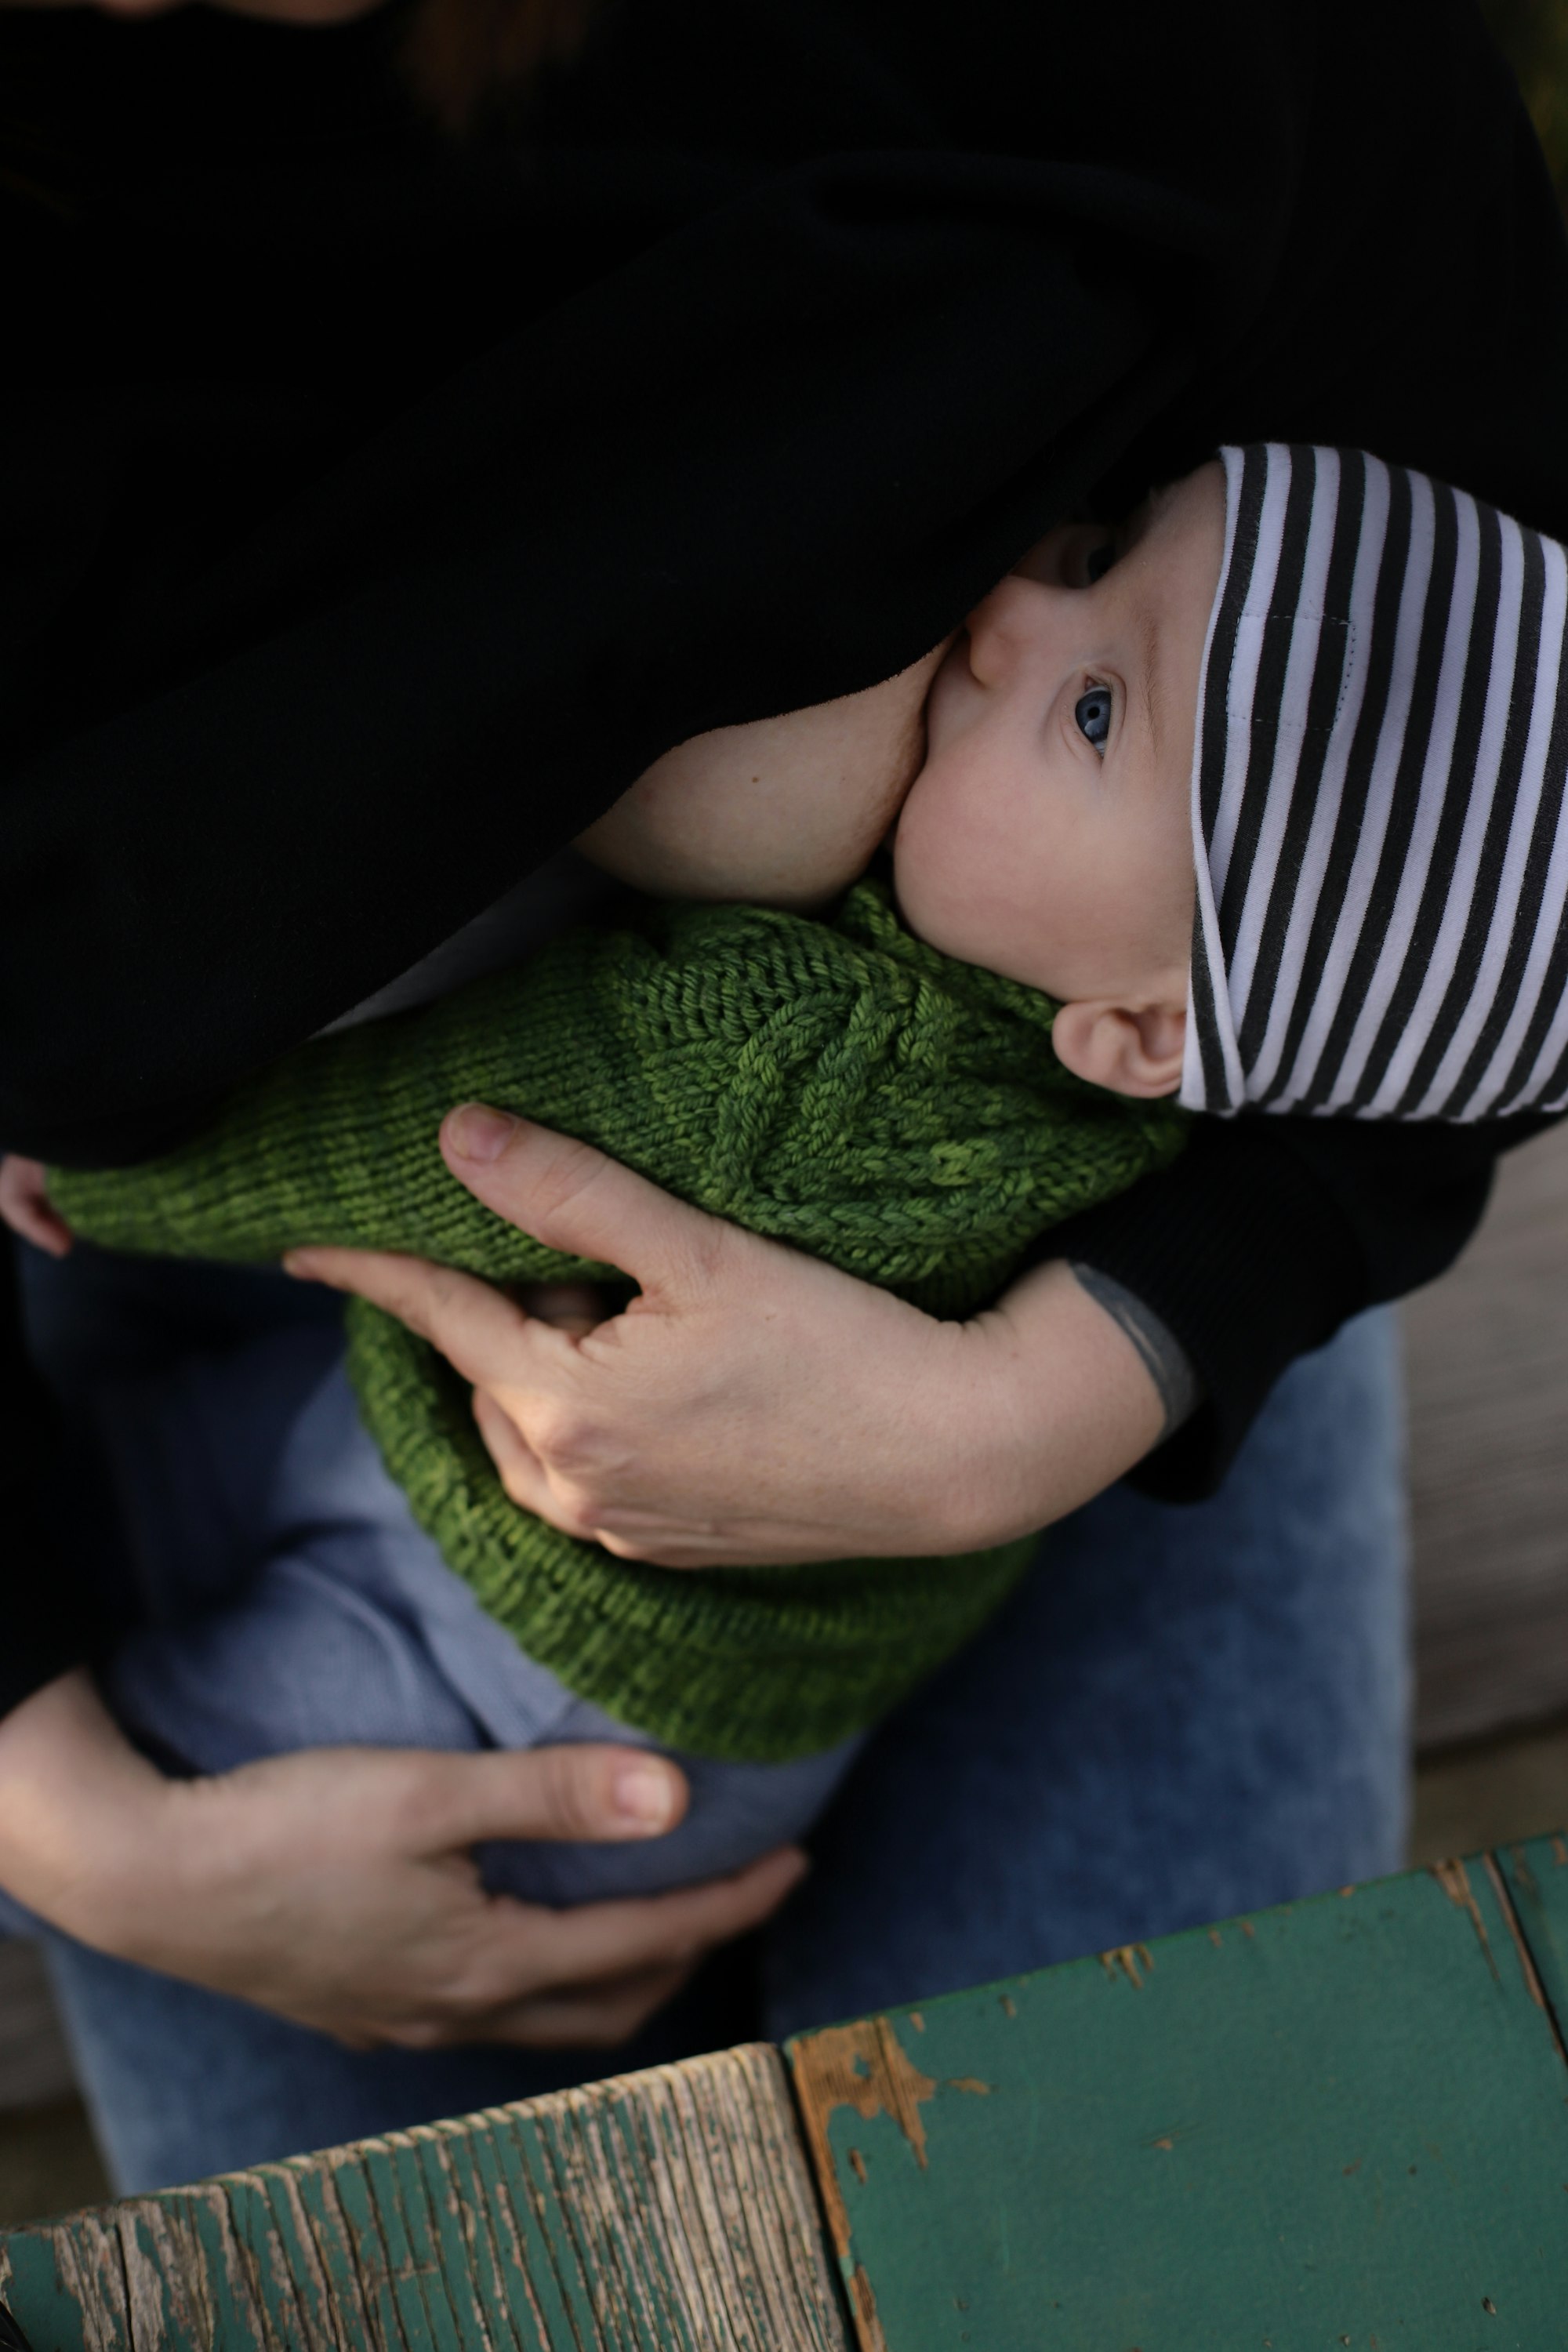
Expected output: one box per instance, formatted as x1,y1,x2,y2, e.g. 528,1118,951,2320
1068,1261,1203,1439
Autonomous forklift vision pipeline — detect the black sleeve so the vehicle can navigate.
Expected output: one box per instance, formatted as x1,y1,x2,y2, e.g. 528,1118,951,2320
2,0,1566,1633
0,1240,86,1711
1046,1111,1549,1500
1,1,1316,1163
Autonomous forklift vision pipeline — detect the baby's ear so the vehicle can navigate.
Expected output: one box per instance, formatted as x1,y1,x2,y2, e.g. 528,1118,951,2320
1051,999,1185,1098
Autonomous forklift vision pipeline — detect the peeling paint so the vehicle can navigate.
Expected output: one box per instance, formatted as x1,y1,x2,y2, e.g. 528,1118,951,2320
849,2264,888,2352
944,2080,991,2100
1508,1845,1541,1904
1431,1859,1501,1981
1483,1853,1568,2073
789,2014,940,2287
1100,1947,1148,1988
999,1995,1017,2020
1482,1854,1553,2016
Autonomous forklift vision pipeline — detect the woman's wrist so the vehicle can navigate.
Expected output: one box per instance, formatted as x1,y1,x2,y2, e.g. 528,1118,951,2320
0,1669,172,1947
939,1258,1171,1551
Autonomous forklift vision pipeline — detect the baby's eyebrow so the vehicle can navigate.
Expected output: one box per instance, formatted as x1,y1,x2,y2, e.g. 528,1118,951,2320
1136,601,1164,771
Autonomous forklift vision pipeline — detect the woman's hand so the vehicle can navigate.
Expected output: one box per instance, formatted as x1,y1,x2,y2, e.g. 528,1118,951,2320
0,1672,804,2050
0,1156,72,1258
285,1105,1167,1568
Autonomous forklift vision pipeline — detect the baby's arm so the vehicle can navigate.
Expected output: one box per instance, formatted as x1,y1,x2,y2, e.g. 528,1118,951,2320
575,644,949,907
0,1156,72,1258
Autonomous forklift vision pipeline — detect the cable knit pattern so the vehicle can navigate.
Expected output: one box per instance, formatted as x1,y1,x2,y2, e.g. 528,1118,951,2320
51,881,1186,1759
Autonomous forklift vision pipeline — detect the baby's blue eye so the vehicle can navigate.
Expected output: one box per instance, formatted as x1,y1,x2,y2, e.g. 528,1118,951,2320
1075,685,1112,751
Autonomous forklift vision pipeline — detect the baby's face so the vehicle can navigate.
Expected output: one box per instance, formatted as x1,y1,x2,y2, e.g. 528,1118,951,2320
893,463,1225,1080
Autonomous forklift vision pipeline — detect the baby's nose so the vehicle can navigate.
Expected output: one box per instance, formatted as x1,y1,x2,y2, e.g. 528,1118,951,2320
964,572,1069,686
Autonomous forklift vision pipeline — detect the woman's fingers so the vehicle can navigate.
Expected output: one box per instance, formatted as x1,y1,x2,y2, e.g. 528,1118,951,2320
459,1846,809,2020
283,1246,567,1398
0,1155,73,1258
399,1741,691,1849
470,1383,550,1509
439,1107,735,1300
466,1963,695,2051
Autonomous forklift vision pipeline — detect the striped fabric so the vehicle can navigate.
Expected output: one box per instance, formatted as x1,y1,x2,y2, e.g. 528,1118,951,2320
1181,443,1568,1120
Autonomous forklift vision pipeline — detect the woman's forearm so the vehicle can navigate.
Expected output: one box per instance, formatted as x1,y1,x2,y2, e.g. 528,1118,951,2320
0,1671,165,1946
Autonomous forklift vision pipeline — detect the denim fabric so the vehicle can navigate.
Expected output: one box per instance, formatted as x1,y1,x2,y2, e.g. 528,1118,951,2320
3,1244,1407,2194
15,1247,860,1906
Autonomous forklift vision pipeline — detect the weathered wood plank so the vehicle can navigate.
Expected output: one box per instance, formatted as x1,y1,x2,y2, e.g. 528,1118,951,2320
0,2045,848,2352
1406,1120,1568,1747
788,1852,1568,2350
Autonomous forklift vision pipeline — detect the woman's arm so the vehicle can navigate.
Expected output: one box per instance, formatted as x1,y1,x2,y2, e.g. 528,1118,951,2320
287,1105,1167,1569
0,1671,804,2049
1051,1110,1546,1498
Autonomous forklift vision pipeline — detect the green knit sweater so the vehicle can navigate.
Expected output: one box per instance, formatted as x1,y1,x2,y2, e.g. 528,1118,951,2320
50,881,1186,1761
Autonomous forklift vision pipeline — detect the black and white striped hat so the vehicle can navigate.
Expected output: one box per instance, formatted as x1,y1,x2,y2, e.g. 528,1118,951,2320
1182,443,1568,1120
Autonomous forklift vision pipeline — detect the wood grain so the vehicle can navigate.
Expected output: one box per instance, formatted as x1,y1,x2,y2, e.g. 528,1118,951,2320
0,2044,848,2352
1405,1119,1568,1748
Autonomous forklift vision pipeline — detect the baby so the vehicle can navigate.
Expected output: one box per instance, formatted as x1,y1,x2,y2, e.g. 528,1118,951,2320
6,441,1565,1908
580,456,1215,1105
590,438,1568,1126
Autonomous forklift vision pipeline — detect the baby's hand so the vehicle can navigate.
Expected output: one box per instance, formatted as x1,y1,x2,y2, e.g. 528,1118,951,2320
0,1156,73,1258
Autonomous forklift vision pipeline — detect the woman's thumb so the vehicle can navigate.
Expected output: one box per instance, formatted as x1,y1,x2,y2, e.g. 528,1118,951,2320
441,1108,728,1294
416,1743,690,1851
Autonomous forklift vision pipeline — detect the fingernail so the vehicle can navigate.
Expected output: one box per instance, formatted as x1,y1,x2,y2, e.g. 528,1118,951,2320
281,1250,318,1280
613,1762,677,1831
446,1104,518,1163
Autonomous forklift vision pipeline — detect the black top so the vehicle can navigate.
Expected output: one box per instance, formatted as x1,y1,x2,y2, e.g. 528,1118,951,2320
2,0,1563,1709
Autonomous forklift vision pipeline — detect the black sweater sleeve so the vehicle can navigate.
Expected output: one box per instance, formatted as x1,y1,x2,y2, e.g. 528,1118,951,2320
2,0,1567,1699
1047,1112,1549,1499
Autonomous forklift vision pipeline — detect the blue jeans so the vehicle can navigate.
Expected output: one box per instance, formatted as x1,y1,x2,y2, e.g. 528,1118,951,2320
4,1248,1409,2193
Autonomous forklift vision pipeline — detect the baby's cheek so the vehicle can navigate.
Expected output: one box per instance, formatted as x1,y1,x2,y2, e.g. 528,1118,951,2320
890,802,958,952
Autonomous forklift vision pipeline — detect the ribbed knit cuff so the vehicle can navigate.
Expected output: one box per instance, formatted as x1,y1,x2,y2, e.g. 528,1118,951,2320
1036,1117,1367,1502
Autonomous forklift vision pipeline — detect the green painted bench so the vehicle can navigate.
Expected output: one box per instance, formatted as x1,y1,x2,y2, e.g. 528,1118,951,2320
4,1835,1567,2350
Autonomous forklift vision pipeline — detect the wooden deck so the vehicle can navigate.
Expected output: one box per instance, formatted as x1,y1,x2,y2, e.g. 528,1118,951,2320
5,1838,1568,2350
